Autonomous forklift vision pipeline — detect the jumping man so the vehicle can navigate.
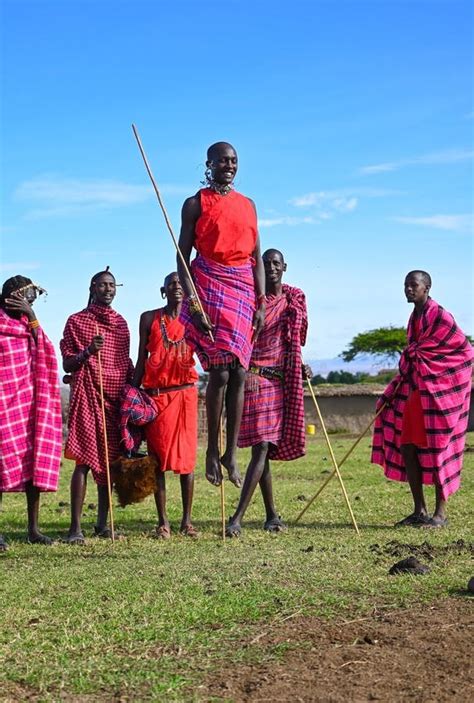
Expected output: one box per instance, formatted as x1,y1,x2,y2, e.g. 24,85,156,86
178,142,265,488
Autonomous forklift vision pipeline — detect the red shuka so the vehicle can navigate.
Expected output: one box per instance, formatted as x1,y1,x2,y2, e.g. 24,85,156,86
195,188,257,266
142,310,198,474
60,304,133,485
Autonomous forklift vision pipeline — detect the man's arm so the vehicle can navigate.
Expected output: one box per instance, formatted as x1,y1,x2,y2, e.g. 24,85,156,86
131,310,154,388
248,199,265,341
177,195,213,335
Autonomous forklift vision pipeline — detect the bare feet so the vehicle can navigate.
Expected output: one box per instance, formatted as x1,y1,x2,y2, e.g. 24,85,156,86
61,531,86,545
27,530,53,545
220,451,242,488
206,451,223,486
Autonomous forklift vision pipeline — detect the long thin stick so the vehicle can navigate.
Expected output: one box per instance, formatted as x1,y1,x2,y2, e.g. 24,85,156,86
131,124,214,342
295,382,401,524
219,417,226,541
305,380,360,535
96,325,115,543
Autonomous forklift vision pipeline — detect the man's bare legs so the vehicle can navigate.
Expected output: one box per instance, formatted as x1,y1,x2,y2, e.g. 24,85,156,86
226,442,285,536
205,366,228,486
179,473,195,531
220,364,246,487
430,485,448,526
153,471,196,537
64,464,110,542
399,444,429,526
25,481,52,544
206,363,245,488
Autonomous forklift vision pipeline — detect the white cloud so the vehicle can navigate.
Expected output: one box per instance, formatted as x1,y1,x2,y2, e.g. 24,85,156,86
359,148,473,175
258,216,318,228
13,175,190,219
394,214,473,232
0,261,40,272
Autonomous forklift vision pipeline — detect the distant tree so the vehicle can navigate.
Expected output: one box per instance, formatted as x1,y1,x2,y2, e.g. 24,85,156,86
310,374,326,385
341,326,407,362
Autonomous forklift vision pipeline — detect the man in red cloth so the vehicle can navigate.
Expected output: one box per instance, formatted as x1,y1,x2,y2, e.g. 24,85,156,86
60,268,133,543
226,249,310,537
133,272,199,539
372,270,473,528
178,142,265,488
0,276,62,550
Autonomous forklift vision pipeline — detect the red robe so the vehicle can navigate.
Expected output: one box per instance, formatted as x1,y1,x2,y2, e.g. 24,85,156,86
142,310,198,474
180,188,258,369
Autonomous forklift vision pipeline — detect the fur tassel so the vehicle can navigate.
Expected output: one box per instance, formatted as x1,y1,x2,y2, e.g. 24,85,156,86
111,454,159,508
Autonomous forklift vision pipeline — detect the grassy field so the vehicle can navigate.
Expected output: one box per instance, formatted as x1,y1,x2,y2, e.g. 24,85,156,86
1,434,473,701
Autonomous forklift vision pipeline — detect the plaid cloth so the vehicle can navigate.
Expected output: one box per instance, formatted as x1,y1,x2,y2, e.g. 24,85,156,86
119,384,158,453
238,285,308,461
0,309,62,492
60,304,134,485
372,298,474,499
180,255,256,370
238,294,287,447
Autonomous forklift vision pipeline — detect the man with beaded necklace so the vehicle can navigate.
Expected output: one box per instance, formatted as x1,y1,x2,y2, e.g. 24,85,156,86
132,272,199,539
178,142,265,489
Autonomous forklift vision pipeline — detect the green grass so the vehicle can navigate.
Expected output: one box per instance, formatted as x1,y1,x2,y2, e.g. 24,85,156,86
1,434,473,701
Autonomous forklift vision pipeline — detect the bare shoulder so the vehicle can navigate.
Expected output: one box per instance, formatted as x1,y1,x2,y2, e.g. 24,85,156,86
182,192,201,217
140,309,157,328
245,196,257,213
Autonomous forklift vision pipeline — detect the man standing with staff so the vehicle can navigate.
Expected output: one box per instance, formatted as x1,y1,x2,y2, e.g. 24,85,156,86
177,142,266,489
227,249,310,537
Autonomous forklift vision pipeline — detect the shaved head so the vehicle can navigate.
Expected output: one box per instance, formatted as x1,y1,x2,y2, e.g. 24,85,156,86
207,142,236,161
406,270,432,287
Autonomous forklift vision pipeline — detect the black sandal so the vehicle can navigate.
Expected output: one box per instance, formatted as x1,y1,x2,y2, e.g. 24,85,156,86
264,516,287,533
394,513,430,528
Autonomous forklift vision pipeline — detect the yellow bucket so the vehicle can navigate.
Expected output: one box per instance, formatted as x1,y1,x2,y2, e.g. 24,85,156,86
306,424,316,435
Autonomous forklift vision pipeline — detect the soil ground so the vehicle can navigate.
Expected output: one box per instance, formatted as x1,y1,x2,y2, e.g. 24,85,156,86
203,597,473,702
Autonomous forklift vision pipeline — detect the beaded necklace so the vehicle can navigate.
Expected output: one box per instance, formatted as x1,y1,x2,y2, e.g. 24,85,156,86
207,179,234,196
160,311,185,350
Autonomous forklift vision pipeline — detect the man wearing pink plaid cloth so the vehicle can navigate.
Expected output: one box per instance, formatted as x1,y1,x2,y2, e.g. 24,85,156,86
0,276,62,551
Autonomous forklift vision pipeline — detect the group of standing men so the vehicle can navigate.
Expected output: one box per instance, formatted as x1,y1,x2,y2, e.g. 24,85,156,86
1,142,472,550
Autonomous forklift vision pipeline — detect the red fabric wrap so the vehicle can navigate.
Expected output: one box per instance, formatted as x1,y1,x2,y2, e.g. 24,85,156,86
195,188,257,266
372,298,474,499
238,285,308,461
142,310,198,474
180,255,256,370
0,310,62,492
60,304,133,485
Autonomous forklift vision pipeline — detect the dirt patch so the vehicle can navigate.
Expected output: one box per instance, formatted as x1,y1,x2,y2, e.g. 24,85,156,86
202,598,473,702
369,539,474,562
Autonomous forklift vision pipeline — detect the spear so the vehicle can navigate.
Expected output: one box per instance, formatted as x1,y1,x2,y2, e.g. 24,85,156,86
131,124,213,341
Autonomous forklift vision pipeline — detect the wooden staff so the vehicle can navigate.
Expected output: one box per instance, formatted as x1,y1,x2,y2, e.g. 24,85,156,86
96,324,116,543
304,380,360,535
295,381,402,524
218,416,226,541
131,124,214,342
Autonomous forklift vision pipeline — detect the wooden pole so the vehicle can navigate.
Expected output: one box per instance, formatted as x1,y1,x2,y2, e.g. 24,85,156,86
295,382,401,524
304,380,360,535
219,416,226,541
131,124,214,342
96,324,116,543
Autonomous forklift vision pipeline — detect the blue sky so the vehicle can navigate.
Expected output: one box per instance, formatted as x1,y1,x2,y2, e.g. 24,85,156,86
1,0,472,367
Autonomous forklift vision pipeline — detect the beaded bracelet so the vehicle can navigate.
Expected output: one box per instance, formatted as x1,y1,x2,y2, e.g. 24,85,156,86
188,300,202,316
74,347,92,367
29,319,40,329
